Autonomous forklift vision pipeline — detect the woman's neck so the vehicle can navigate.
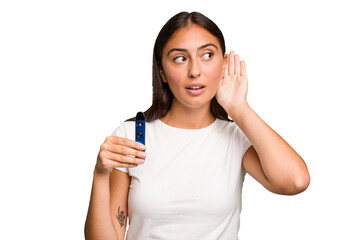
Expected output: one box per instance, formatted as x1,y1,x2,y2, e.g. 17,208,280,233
160,101,216,129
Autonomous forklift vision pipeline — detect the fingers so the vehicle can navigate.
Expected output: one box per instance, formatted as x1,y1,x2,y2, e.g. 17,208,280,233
97,151,140,170
106,142,147,159
228,51,235,75
104,151,144,166
102,137,146,159
226,51,243,77
240,60,246,77
97,136,148,172
108,136,146,151
235,54,240,76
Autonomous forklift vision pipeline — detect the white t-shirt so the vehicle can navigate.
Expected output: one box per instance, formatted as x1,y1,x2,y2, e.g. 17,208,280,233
111,118,252,240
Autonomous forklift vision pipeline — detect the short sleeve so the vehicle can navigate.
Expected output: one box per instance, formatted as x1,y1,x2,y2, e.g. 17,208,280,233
242,132,252,156
240,131,252,176
111,124,129,174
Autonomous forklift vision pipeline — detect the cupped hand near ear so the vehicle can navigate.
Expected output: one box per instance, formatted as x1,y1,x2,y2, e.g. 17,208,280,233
216,50,249,113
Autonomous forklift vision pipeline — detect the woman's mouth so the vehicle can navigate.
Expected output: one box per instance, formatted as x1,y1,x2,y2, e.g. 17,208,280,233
185,85,205,95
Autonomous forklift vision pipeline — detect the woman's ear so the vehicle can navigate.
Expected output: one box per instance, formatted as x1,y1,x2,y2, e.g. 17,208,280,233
160,68,167,83
220,54,228,79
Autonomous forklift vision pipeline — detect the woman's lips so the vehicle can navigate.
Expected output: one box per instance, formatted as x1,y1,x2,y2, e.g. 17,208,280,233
185,86,205,95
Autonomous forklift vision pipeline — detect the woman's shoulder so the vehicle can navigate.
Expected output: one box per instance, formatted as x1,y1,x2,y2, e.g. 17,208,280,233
214,118,247,138
215,118,237,130
111,120,135,137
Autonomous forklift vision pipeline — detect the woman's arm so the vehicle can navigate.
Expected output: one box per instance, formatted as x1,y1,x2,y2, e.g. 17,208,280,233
231,103,310,195
85,135,145,239
84,167,130,240
216,51,310,195
110,169,131,239
85,168,119,240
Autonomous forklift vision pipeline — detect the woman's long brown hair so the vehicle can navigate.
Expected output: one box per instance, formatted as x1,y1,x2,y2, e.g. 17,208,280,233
127,11,230,122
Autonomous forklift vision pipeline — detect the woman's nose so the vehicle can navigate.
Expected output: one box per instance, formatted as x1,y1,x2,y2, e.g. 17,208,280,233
188,59,201,78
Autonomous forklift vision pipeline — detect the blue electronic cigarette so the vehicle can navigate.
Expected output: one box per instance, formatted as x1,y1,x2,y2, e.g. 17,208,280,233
135,112,145,147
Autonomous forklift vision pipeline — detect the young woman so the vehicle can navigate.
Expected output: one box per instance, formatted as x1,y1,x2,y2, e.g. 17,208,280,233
85,11,310,240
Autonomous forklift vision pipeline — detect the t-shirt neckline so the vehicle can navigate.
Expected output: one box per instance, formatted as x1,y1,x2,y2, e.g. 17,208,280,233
156,118,218,133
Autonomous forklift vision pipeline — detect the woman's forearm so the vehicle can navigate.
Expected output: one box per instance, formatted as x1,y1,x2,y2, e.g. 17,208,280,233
85,169,117,240
229,102,310,193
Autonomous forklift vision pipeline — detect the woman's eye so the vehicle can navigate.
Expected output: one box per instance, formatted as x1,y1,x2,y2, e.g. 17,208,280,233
203,52,213,60
173,56,186,63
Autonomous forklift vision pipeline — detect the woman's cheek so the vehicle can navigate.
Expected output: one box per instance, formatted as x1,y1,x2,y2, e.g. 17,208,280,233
209,65,222,83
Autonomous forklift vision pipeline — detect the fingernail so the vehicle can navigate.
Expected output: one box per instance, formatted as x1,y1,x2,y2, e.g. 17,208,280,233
139,144,146,150
140,152,147,158
138,159,145,164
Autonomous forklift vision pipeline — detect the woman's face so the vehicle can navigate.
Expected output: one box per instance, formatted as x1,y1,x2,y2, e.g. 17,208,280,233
160,25,225,111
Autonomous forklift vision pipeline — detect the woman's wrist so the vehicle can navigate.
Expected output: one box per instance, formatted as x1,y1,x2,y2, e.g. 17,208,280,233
94,165,111,178
227,101,251,120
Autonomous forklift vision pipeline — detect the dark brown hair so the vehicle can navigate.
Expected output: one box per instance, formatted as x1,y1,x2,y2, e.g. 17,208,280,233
127,11,230,122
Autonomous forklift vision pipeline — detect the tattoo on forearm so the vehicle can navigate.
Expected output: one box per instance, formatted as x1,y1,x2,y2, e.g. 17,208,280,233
116,206,125,227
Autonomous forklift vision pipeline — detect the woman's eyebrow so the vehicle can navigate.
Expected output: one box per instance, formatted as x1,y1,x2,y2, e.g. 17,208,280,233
199,43,218,50
167,43,218,57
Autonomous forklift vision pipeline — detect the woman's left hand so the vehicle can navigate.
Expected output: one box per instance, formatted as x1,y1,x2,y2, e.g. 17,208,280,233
216,51,249,113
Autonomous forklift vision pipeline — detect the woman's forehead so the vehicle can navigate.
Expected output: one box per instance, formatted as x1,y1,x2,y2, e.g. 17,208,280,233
164,25,221,51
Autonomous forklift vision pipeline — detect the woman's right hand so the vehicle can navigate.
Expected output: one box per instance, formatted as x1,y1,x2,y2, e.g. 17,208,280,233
95,136,147,175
